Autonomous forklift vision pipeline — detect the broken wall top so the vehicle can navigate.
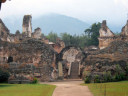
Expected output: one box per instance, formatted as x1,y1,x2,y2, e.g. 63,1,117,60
121,20,128,36
0,19,10,33
22,15,32,27
99,20,115,37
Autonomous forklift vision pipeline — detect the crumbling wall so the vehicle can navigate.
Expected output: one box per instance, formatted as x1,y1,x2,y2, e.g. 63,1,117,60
83,40,128,81
121,20,128,36
99,20,128,49
0,39,57,82
98,20,115,49
0,19,11,42
99,20,115,37
22,15,32,37
32,27,42,39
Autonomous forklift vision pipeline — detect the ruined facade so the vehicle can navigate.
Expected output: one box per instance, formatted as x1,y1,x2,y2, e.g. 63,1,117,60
0,15,67,83
98,20,128,49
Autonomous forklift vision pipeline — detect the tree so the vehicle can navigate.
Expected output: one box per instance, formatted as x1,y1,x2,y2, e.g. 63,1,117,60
84,22,101,46
60,33,88,48
46,32,59,43
60,33,72,46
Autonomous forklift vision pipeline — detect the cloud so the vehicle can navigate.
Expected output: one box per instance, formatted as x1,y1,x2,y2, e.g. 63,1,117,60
0,0,128,28
114,0,128,10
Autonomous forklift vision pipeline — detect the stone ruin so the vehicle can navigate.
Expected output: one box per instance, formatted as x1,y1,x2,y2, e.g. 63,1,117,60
56,46,86,79
99,20,128,49
0,15,66,83
1,14,128,83
0,15,87,83
22,15,32,37
0,38,57,83
83,20,128,82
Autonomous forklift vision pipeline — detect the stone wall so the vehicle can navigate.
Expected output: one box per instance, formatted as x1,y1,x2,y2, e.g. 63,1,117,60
32,27,42,39
0,39,57,82
51,39,65,53
0,19,10,42
83,40,128,81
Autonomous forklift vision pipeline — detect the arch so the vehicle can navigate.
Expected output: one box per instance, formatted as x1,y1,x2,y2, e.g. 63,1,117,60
56,46,86,79
7,56,13,63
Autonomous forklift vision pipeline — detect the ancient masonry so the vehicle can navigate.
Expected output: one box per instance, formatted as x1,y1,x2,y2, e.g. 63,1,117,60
83,20,128,82
98,20,128,49
2,15,128,83
0,15,86,83
22,15,32,37
57,46,85,79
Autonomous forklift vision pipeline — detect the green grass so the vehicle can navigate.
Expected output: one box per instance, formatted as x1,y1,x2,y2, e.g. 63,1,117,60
82,81,128,96
0,84,56,96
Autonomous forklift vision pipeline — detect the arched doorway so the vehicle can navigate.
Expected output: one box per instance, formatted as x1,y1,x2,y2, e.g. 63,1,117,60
7,56,13,63
57,46,86,79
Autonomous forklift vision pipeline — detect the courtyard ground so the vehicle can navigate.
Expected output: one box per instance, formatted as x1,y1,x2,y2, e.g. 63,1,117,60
41,80,93,96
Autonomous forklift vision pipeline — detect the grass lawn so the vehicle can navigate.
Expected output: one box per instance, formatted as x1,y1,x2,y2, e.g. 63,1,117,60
0,84,56,96
82,81,128,96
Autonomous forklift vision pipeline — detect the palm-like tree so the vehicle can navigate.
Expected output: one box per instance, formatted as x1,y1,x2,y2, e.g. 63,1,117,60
84,28,92,38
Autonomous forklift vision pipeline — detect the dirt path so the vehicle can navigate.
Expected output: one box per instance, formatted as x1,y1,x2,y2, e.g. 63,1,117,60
41,80,93,96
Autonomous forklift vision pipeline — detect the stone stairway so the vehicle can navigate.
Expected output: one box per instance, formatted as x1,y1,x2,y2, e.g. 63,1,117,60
70,62,79,79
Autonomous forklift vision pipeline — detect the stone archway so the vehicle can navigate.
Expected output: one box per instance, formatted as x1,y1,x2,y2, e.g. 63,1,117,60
57,46,86,79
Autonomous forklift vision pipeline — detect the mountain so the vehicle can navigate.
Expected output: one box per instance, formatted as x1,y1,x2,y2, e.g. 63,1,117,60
2,13,89,35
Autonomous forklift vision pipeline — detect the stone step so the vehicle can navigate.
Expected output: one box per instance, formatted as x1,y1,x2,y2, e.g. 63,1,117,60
70,62,79,79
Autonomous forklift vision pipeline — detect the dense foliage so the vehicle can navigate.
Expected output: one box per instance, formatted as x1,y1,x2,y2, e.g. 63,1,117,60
84,64,128,84
46,22,101,48
46,32,58,43
60,33,87,48
32,77,38,84
0,69,10,83
84,22,101,46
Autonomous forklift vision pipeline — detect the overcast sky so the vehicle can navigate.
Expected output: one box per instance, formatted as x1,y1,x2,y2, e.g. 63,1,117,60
0,0,128,30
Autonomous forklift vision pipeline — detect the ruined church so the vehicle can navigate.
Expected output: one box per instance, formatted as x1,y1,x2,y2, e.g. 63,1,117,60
0,15,85,83
1,14,128,83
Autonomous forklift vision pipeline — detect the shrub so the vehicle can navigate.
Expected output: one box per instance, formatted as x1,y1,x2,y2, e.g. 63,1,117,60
84,76,91,84
32,77,38,84
114,64,126,81
0,69,10,83
103,71,112,82
94,75,101,83
126,63,128,79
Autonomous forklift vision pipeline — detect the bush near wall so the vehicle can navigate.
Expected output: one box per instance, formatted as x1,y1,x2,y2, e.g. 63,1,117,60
84,64,128,83
0,68,10,83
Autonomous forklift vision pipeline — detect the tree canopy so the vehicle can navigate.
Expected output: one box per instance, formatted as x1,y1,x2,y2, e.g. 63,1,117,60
46,22,101,48
85,22,101,46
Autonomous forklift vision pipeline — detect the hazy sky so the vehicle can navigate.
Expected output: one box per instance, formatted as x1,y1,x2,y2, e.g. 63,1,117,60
0,0,128,30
